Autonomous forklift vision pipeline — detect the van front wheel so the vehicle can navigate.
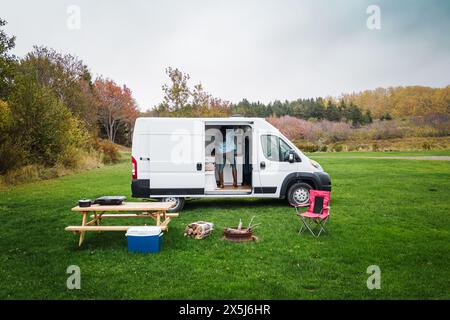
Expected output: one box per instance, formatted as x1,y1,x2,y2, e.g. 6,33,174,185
287,182,312,206
162,197,185,213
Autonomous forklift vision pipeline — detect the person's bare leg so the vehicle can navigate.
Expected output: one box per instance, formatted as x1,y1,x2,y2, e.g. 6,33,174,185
232,168,238,188
219,171,224,188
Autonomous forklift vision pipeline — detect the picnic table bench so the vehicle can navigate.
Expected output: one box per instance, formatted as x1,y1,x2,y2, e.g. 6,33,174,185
65,201,177,246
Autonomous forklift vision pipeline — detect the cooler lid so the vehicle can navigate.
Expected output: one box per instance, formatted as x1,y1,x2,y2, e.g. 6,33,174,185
126,226,162,236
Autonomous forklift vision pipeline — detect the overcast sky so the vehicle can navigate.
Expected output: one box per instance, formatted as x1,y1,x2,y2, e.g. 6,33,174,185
1,0,450,109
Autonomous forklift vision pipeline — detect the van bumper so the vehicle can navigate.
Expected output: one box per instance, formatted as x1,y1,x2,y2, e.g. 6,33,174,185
131,179,150,198
314,172,332,191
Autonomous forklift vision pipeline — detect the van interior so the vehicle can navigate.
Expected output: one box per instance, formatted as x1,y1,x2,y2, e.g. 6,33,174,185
204,124,252,195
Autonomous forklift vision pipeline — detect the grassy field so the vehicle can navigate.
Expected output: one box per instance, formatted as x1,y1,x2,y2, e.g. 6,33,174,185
0,151,449,299
307,150,450,158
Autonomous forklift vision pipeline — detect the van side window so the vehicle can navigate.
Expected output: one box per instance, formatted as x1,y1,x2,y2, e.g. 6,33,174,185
261,135,298,162
261,135,280,161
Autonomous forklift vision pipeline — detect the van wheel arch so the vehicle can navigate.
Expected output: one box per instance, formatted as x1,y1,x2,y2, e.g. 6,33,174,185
280,173,317,199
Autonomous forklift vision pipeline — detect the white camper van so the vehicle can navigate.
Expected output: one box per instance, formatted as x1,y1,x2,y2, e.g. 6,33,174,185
131,117,331,212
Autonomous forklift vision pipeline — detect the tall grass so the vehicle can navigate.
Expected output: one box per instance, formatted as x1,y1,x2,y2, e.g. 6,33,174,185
0,140,121,186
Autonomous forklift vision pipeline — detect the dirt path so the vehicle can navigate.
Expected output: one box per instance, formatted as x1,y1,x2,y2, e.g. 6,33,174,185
312,156,450,161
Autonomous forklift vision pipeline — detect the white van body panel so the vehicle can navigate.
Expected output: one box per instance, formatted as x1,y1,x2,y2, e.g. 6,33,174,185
133,118,204,191
131,117,331,199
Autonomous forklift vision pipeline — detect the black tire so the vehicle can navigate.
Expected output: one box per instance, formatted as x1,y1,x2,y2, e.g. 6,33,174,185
162,197,185,213
287,182,312,206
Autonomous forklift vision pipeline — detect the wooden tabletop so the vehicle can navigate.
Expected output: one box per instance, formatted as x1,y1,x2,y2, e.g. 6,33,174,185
71,201,175,212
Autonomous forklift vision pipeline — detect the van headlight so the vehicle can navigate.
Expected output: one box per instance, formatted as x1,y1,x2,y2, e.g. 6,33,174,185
310,159,323,171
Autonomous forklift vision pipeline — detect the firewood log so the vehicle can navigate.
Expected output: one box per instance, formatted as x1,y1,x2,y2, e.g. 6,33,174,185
184,221,214,239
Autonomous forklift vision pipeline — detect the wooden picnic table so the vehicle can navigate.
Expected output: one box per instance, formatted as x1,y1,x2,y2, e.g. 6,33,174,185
65,201,177,246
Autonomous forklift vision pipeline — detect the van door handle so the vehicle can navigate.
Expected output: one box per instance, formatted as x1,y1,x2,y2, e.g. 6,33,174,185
260,161,266,169
140,157,150,161
197,163,202,171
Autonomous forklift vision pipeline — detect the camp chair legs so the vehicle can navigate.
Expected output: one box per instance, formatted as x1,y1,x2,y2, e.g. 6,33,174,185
298,217,328,238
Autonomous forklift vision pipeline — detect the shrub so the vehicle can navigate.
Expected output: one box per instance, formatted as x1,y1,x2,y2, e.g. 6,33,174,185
267,114,450,154
1,150,104,186
92,139,121,164
1,101,28,173
318,121,352,142
267,116,307,140
350,120,405,140
0,140,27,174
56,117,90,168
410,114,450,137
8,73,89,167
296,143,320,153
332,144,344,152
422,142,432,150
2,165,42,185
267,116,352,144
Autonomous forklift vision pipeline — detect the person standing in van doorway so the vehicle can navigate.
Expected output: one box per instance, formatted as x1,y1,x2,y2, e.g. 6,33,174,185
217,127,238,188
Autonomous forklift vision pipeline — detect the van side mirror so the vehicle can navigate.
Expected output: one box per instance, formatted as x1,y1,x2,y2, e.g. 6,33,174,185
288,153,295,163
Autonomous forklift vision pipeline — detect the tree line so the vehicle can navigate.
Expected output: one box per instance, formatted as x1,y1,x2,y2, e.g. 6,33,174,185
150,68,448,127
341,86,450,118
0,19,138,174
231,98,374,126
149,68,373,126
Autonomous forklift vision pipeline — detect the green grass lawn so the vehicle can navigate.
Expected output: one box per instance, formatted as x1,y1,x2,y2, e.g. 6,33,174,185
1,151,449,299
307,149,450,158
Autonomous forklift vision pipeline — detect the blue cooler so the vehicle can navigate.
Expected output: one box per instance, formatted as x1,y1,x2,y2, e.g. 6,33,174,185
126,226,163,253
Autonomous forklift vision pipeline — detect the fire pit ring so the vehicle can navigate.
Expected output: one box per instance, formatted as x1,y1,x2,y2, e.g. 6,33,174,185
223,227,257,242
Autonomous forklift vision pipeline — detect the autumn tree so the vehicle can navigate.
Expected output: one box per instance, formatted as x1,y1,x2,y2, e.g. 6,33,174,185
155,67,230,117
5,70,87,169
94,78,138,144
20,46,97,132
342,86,450,118
0,19,17,100
160,67,191,112
0,19,18,171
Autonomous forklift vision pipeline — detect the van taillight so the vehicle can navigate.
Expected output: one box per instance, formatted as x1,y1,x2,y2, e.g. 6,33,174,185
132,156,137,179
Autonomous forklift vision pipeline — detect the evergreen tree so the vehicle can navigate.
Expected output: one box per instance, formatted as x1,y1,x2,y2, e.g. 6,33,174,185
347,103,364,126
362,110,373,124
325,100,341,121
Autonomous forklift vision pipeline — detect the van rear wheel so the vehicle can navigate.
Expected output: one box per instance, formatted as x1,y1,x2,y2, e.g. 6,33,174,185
162,197,185,213
287,182,312,206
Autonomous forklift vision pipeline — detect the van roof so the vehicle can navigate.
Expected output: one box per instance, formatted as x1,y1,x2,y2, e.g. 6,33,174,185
136,116,265,121
134,117,280,133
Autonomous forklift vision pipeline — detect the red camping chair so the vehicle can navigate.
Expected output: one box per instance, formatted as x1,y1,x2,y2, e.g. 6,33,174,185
295,190,331,238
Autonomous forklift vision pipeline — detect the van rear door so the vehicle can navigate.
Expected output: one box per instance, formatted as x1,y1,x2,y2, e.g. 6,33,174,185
145,119,205,196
